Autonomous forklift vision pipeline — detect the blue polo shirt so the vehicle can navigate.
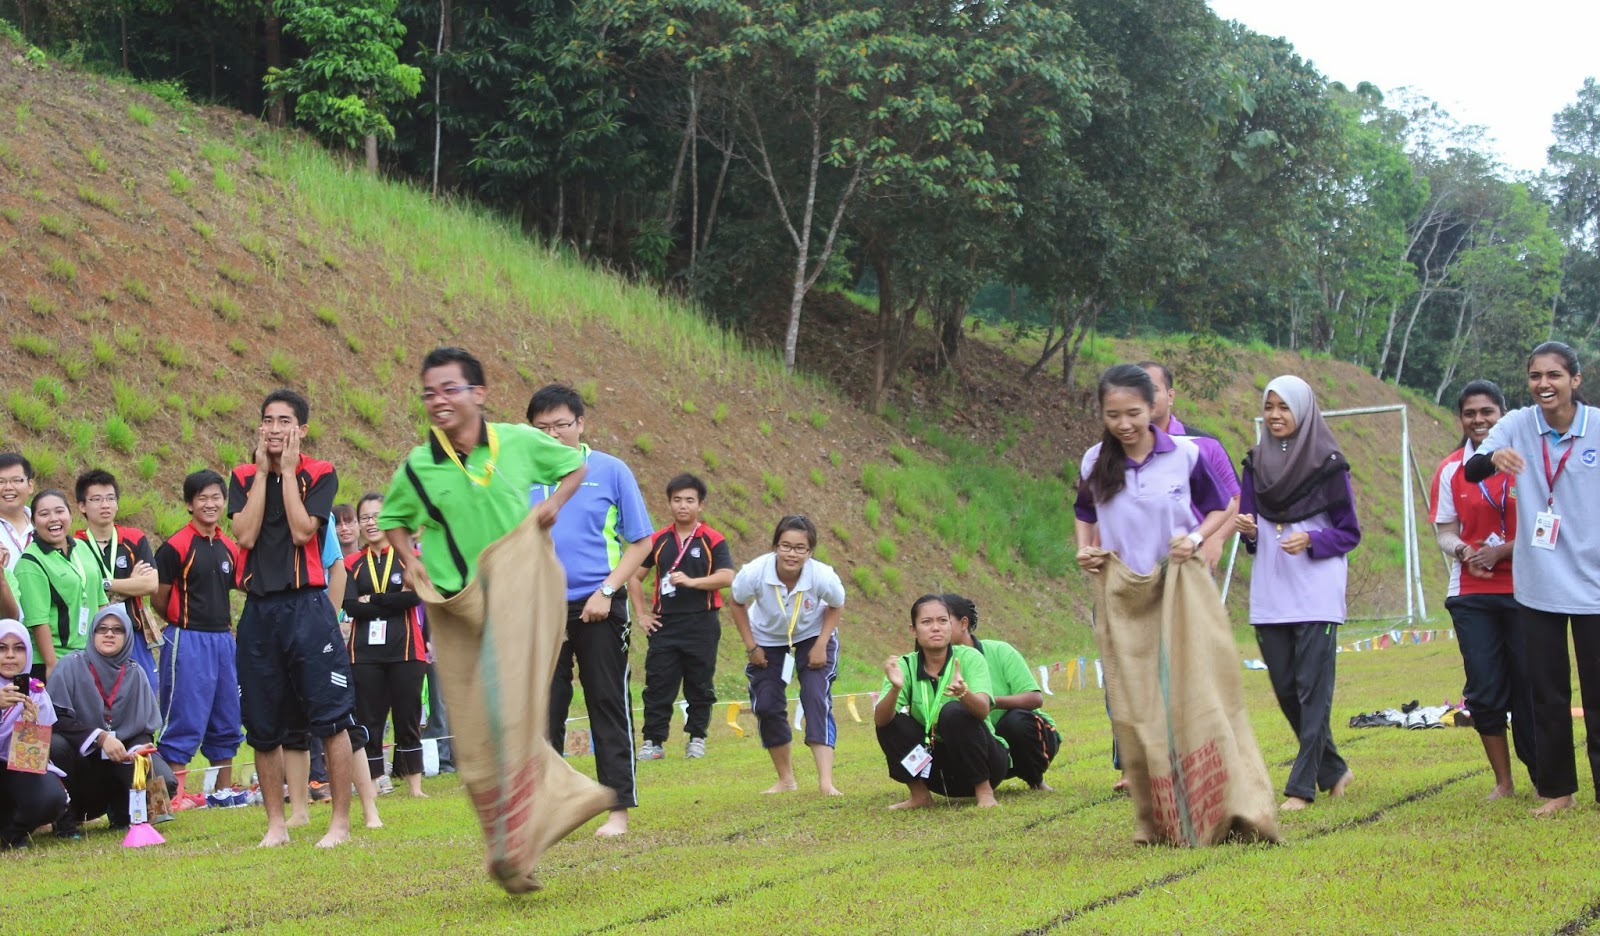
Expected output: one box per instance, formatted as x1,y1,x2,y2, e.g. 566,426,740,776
530,445,653,601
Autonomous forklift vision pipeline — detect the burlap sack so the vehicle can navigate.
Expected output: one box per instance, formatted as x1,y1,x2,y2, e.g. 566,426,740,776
413,511,615,893
1090,550,1280,846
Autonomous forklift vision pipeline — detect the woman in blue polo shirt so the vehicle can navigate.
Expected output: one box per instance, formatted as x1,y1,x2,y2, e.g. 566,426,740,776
1466,341,1600,816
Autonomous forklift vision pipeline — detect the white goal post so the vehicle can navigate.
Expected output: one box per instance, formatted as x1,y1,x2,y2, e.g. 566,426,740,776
1219,404,1432,625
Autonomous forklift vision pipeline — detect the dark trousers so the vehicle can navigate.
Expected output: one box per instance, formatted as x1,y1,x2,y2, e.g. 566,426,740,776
996,709,1060,786
1256,623,1349,801
1520,609,1600,801
50,733,175,829
421,662,453,770
354,659,428,778
1447,594,1538,782
548,596,636,809
877,706,1009,798
746,633,838,749
0,760,67,847
642,610,721,743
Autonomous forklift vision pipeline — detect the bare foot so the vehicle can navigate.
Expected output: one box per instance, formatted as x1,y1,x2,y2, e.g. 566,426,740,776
594,810,628,838
763,780,798,794
888,795,934,810
1279,796,1310,811
1112,776,1130,795
410,790,430,799
286,812,310,829
258,827,290,848
316,827,351,848
1532,795,1575,817
1485,783,1514,801
1031,781,1056,792
975,792,999,808
1330,771,1354,797
364,813,384,829
819,784,843,796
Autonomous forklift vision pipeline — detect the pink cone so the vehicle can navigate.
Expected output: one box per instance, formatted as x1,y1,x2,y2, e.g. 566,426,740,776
121,823,166,847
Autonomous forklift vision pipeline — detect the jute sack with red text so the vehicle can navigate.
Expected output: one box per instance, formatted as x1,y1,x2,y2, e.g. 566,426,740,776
1090,550,1280,846
413,511,615,893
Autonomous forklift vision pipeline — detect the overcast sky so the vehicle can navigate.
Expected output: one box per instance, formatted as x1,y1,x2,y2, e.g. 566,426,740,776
1207,0,1600,176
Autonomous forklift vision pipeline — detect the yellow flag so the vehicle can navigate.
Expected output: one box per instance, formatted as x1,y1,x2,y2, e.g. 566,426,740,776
847,695,862,723
1065,658,1079,689
725,701,744,738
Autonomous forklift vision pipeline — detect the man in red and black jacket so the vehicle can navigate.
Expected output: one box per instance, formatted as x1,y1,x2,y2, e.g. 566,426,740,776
154,469,245,807
74,469,159,689
227,389,358,849
631,473,735,761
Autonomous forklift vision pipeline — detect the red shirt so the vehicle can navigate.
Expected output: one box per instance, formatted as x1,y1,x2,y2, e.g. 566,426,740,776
1429,444,1516,597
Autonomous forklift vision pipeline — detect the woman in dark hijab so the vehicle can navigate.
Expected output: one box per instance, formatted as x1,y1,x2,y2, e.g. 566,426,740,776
1234,375,1361,811
47,604,175,833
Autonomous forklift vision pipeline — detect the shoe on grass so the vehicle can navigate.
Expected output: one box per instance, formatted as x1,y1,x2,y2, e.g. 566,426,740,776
308,781,332,803
637,741,665,761
376,775,395,796
685,737,706,759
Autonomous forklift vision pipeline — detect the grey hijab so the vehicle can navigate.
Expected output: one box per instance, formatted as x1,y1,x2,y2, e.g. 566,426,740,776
46,604,161,741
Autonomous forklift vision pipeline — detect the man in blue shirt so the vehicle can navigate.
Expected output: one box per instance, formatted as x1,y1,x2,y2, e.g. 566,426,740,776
528,385,654,838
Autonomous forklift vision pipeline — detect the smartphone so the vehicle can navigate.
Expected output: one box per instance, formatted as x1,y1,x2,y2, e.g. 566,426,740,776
9,674,28,694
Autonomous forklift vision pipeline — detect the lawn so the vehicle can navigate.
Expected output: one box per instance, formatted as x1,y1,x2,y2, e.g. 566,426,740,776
9,635,1596,934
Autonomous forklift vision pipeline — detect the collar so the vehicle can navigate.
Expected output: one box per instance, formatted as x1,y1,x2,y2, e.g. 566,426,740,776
1124,425,1177,468
1461,439,1478,458
913,646,953,683
1534,404,1590,443
187,521,222,542
762,552,814,592
35,537,72,558
969,636,985,654
1165,414,1186,435
429,419,491,464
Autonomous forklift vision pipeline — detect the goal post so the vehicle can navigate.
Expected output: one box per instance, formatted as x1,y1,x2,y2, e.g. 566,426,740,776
1219,404,1432,626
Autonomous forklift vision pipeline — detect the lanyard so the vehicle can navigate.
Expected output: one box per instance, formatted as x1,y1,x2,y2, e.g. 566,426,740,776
432,424,499,487
88,662,126,727
1475,480,1508,532
1541,436,1575,509
1,519,29,559
665,524,702,577
908,653,945,742
88,534,118,582
773,583,805,650
365,547,396,594
56,542,89,607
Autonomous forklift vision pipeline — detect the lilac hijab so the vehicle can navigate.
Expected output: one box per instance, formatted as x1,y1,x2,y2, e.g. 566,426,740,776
0,618,58,760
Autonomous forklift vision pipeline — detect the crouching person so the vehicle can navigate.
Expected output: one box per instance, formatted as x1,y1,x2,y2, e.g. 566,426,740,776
0,620,68,848
874,594,1008,809
944,593,1060,791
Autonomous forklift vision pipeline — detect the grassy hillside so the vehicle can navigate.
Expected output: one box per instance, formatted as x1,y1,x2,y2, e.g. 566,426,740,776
0,46,1460,701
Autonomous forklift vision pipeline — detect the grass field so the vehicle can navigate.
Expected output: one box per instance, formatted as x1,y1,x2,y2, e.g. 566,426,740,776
9,637,1597,935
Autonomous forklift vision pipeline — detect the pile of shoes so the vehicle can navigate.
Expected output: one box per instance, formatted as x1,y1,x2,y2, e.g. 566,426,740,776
1349,699,1472,729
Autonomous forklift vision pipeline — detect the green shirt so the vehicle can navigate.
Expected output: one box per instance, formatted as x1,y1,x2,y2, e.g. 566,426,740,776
973,637,1055,730
378,421,586,595
879,644,1003,745
15,539,106,657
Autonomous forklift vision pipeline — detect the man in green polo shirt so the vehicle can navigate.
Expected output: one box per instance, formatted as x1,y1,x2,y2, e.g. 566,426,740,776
378,347,587,594
944,593,1061,791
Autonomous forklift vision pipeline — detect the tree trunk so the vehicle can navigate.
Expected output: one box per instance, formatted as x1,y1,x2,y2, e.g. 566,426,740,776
264,7,286,127
364,134,379,173
121,10,129,72
698,140,731,256
662,76,697,231
1433,291,1474,403
1062,302,1100,389
431,0,450,197
869,246,895,413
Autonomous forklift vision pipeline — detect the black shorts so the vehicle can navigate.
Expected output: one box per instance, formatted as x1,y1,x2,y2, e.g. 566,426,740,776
236,589,356,751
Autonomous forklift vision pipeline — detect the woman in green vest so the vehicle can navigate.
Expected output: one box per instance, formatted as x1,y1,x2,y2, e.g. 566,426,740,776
15,491,104,681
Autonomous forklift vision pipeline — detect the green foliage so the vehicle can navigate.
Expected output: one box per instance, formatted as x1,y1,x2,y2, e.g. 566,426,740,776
89,333,116,365
213,166,235,195
113,380,157,424
875,536,897,563
711,403,729,426
757,421,772,436
680,400,697,414
26,294,56,316
134,453,160,481
829,450,843,469
128,104,155,127
315,304,340,327
269,351,298,382
807,410,829,430
63,418,97,459
154,337,190,368
6,391,53,430
12,334,56,359
168,168,192,194
879,565,902,594
193,220,214,241
577,380,599,405
809,468,826,487
82,146,108,172
345,387,384,426
829,523,852,545
633,434,654,455
228,337,248,356
102,414,138,454
124,278,151,304
31,376,65,405
45,254,77,284
863,498,881,530
217,260,252,285
761,471,784,504
38,213,72,238
701,448,720,472
211,294,241,322
850,566,882,600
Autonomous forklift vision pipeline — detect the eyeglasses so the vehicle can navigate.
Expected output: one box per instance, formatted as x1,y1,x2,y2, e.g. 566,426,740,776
775,543,811,555
93,626,126,636
358,514,382,524
421,384,480,403
0,476,30,487
532,419,578,432
84,495,118,505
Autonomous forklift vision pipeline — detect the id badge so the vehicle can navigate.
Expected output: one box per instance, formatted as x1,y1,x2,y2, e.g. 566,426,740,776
901,744,933,779
368,618,388,645
780,651,796,685
129,788,149,825
659,575,676,597
1483,531,1505,549
78,607,90,637
1531,511,1561,551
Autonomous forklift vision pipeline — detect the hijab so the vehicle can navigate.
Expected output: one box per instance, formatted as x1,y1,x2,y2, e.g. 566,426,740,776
0,618,57,759
46,605,161,741
1246,375,1351,524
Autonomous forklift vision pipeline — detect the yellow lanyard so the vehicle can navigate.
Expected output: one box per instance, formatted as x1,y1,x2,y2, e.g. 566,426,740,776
365,547,395,594
431,424,499,487
773,584,804,650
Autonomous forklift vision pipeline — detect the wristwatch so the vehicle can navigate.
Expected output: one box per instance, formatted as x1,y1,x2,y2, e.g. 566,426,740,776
599,584,617,598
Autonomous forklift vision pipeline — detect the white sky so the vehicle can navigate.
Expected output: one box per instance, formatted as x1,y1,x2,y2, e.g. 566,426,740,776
1208,0,1600,176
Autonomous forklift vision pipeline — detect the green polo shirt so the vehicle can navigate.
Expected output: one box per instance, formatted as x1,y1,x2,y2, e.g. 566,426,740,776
972,637,1055,730
379,420,586,595
880,643,1004,745
15,538,105,658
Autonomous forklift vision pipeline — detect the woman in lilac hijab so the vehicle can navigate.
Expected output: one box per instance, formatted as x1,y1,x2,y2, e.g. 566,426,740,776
0,618,69,848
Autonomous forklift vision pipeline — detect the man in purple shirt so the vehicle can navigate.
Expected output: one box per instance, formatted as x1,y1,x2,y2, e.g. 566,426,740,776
1140,361,1241,571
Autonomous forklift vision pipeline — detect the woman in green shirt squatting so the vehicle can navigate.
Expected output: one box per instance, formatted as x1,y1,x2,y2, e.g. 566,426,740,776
15,491,105,682
874,594,1009,809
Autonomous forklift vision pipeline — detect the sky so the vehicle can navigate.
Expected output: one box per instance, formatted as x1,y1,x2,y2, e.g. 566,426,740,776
1207,0,1600,176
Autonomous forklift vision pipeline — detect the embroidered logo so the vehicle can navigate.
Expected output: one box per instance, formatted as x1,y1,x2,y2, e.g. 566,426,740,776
221,561,232,574
391,572,404,584
1583,448,1597,468
116,555,129,569
690,547,702,558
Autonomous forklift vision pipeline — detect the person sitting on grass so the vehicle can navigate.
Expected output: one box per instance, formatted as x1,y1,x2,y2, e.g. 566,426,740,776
728,515,846,796
47,605,176,836
874,594,1007,809
0,619,69,849
943,593,1059,791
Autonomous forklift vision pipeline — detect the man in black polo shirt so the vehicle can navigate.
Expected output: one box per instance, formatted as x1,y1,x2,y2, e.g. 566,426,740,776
73,469,160,690
155,470,245,807
228,389,358,848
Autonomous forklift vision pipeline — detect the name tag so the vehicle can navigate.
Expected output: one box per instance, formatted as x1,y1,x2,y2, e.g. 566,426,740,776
901,744,933,779
1531,511,1561,551
368,619,388,645
780,652,795,685
78,607,90,637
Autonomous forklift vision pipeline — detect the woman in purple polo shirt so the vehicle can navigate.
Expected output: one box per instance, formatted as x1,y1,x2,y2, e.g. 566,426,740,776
1235,375,1360,812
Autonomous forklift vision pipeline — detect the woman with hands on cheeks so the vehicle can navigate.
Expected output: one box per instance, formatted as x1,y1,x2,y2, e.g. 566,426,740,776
874,595,1008,810
1235,375,1360,812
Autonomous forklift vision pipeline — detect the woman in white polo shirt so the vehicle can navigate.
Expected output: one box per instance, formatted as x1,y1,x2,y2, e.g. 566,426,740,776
729,515,846,795
1466,341,1600,816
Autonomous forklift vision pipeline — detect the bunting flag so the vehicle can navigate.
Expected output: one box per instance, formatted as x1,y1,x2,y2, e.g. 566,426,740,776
1064,659,1078,690
792,701,805,731
1039,665,1053,695
846,695,862,723
1077,657,1088,688
725,702,745,738
1095,659,1104,688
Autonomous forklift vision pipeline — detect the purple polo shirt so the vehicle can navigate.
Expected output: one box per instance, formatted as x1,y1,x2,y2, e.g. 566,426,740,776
1167,415,1242,521
1075,427,1231,575
1239,466,1361,625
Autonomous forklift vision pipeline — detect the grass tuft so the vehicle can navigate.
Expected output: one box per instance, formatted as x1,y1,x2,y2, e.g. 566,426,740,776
634,434,654,455
13,333,56,359
168,168,193,195
113,380,158,424
6,391,54,430
268,350,298,382
128,103,154,127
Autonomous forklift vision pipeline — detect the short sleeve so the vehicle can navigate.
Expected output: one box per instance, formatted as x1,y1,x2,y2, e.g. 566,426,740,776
1474,407,1524,459
378,460,424,532
730,559,761,604
1198,439,1241,500
130,533,155,567
1074,479,1098,524
1188,450,1230,516
154,542,181,586
226,469,250,519
303,468,337,524
960,648,993,699
506,424,587,486
639,533,661,570
1000,645,1040,694
815,564,847,609
710,539,734,573
1430,459,1458,524
612,464,655,544
320,516,340,571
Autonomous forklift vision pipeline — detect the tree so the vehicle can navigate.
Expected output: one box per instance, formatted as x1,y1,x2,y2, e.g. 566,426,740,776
264,0,422,171
1547,77,1600,345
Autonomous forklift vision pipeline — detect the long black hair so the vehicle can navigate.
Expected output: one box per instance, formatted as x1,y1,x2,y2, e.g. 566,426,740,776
941,593,978,633
1527,341,1587,405
1087,364,1157,504
1454,379,1506,448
